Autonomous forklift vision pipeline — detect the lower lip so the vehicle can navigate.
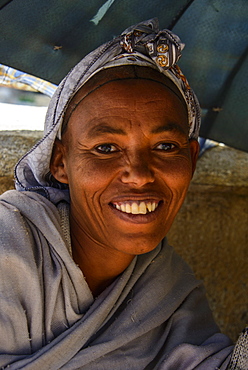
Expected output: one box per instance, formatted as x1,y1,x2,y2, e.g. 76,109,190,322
109,201,163,224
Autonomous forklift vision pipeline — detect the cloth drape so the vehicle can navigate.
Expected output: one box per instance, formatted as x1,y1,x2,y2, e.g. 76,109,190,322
0,190,233,369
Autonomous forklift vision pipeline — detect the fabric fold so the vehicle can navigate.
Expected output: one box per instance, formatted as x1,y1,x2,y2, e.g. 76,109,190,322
0,190,233,369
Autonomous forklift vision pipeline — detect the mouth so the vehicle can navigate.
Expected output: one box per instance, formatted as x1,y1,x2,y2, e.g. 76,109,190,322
110,200,161,215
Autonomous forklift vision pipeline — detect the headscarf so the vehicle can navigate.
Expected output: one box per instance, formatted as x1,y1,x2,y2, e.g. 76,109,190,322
14,18,201,204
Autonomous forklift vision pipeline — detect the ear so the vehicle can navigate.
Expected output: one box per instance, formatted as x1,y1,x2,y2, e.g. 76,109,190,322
50,139,69,184
189,139,200,177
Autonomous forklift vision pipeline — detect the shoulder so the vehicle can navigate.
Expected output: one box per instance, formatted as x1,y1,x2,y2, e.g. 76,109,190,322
0,191,48,256
0,189,61,232
0,190,70,263
0,190,64,258
0,190,33,244
0,189,59,214
134,239,203,315
144,239,200,289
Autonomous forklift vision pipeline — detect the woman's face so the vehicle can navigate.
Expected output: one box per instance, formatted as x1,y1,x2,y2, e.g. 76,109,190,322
52,78,199,257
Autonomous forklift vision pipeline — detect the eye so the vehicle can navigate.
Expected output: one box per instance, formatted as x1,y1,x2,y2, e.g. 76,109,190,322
95,144,118,154
155,142,176,151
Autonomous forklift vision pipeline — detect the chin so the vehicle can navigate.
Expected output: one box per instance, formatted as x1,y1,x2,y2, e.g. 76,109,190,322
115,234,164,256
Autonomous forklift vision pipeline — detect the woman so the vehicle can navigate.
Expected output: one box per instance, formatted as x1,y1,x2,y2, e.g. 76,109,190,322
0,18,243,369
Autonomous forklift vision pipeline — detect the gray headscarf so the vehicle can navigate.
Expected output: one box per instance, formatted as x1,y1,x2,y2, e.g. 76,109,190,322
14,18,201,204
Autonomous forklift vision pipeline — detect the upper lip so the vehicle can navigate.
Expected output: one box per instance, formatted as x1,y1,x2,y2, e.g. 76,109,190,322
109,194,163,203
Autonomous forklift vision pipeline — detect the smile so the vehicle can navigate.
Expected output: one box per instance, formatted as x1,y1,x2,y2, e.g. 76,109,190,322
112,201,159,215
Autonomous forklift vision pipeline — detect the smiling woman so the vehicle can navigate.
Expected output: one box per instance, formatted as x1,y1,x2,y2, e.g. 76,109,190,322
49,71,199,295
50,69,198,288
0,18,242,369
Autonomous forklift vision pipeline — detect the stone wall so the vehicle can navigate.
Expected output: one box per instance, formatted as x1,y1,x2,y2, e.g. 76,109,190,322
0,131,43,193
168,145,248,341
0,131,248,342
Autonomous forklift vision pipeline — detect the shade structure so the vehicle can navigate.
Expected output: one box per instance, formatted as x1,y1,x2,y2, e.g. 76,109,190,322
0,0,247,151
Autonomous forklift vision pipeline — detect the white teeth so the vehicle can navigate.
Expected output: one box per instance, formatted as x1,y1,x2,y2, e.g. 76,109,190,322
114,201,159,215
139,202,147,214
131,203,139,214
125,203,131,213
147,202,152,212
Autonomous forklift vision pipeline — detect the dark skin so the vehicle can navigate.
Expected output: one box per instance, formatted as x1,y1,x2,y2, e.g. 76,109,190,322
50,78,199,297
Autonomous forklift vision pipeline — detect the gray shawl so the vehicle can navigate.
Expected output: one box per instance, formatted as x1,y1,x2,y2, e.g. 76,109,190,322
0,190,233,369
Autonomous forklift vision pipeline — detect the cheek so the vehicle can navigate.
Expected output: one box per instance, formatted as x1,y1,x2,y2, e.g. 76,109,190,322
157,153,193,187
66,156,122,201
79,161,120,189
170,161,192,184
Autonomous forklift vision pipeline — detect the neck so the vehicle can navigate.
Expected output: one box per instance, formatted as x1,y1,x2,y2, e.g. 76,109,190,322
70,214,134,297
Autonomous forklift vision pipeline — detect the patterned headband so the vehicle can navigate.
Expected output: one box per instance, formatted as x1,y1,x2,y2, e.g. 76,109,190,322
119,20,201,139
55,18,201,140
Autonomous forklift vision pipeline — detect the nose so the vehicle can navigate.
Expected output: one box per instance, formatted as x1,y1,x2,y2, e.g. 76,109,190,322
120,152,155,187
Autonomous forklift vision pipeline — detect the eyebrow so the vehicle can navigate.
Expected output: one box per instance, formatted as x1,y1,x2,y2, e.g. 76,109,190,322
87,124,126,138
86,122,188,138
152,122,188,136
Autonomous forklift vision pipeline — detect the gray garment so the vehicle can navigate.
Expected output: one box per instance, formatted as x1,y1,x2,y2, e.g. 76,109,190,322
0,190,233,369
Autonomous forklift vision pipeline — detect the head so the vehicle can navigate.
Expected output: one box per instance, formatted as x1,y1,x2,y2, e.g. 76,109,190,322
49,65,199,256
15,18,201,256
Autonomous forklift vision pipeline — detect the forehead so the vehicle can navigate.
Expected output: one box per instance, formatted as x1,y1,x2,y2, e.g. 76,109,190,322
62,66,188,132
64,77,190,142
82,79,185,116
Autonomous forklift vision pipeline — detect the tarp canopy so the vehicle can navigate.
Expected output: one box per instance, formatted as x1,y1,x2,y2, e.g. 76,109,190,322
0,0,248,151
